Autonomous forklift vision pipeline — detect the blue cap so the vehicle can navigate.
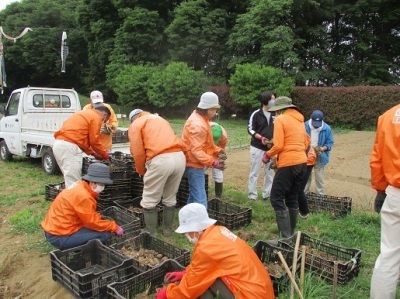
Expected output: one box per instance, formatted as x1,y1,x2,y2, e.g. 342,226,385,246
311,110,324,128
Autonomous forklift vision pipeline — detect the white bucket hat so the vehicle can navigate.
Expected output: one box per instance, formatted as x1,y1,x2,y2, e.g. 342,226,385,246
175,203,217,234
90,90,104,104
197,92,221,109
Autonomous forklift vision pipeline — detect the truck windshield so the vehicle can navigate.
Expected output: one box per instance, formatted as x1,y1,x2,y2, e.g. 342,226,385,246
6,92,20,116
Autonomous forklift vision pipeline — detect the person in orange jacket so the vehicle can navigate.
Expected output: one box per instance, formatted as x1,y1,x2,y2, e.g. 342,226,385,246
263,96,309,239
128,109,186,237
181,92,227,208
53,105,111,188
82,90,118,151
156,203,275,299
41,163,124,250
370,103,400,299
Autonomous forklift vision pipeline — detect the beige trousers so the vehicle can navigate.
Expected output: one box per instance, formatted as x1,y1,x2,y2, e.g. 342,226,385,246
53,139,83,188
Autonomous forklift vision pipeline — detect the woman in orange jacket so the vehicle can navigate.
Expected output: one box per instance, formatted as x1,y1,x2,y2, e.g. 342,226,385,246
156,203,275,299
41,163,124,249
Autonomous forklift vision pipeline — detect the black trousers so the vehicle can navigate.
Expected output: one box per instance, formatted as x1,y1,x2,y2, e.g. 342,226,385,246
270,163,307,211
298,165,314,215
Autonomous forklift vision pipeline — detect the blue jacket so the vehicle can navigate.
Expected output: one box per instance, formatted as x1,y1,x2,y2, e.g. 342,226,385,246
305,121,334,167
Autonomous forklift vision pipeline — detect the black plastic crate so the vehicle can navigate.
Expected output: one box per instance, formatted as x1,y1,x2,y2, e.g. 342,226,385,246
45,182,65,201
101,207,142,246
107,259,185,299
207,198,252,230
253,240,301,295
278,233,361,284
111,232,190,272
112,130,129,144
307,192,352,217
130,172,144,198
114,197,163,228
82,154,134,180
50,239,136,299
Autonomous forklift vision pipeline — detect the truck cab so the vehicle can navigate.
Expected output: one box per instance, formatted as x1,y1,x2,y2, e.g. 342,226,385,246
0,87,130,175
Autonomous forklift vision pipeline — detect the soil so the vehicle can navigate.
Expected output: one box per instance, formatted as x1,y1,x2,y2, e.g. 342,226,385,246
0,131,376,299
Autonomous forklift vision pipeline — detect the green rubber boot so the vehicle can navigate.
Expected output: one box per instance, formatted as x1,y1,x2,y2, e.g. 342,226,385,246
162,205,175,237
143,208,158,236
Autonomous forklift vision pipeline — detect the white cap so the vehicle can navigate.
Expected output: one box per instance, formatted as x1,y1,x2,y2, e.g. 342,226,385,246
175,203,217,234
197,92,221,110
129,109,143,121
90,90,104,104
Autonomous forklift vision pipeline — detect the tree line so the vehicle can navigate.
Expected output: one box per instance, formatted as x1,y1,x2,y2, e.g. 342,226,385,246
0,0,399,114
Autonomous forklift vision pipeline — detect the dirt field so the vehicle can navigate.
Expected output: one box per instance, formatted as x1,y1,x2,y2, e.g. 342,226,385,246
0,130,376,299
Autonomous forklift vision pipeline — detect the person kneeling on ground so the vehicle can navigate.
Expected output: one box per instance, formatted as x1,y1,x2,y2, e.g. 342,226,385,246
41,163,124,250
156,203,275,299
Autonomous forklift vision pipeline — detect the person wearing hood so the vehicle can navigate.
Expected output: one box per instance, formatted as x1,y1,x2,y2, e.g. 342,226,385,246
128,109,186,236
263,96,310,240
41,163,124,250
155,203,275,299
304,110,334,195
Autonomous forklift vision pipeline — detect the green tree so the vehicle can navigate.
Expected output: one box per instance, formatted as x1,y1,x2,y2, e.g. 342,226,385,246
114,64,159,109
229,63,294,111
147,62,204,113
165,0,229,77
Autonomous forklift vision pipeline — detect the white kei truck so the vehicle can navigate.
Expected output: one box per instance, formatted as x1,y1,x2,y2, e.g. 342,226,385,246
0,87,130,175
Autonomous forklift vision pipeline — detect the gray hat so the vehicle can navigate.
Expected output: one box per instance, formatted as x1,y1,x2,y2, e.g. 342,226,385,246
82,163,113,184
197,92,221,109
175,203,217,233
129,109,143,121
267,96,297,112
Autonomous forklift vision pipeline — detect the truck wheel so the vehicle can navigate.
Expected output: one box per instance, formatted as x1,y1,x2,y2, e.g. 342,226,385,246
0,140,13,161
42,148,60,175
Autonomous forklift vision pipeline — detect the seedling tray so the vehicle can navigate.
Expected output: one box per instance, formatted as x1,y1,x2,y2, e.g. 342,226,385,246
278,232,361,284
50,239,136,299
307,192,352,217
253,240,302,295
111,232,190,272
107,260,185,299
207,198,252,230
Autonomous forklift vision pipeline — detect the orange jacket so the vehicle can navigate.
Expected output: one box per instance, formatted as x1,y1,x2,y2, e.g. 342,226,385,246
83,103,118,151
210,121,228,149
370,104,400,190
182,111,222,168
266,108,309,167
167,225,275,299
128,112,185,176
54,109,107,156
307,139,317,166
41,181,118,235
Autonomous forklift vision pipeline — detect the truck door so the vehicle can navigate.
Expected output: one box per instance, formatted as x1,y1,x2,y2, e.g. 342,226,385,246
1,91,22,155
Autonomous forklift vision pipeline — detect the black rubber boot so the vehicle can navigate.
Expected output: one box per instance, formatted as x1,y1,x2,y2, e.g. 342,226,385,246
143,208,158,236
276,209,292,239
215,182,223,199
289,208,299,236
162,205,175,237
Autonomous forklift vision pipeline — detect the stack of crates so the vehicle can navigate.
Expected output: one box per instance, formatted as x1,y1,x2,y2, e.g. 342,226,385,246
50,239,137,299
44,181,65,201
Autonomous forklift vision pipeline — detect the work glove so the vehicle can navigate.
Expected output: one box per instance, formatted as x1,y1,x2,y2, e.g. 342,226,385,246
262,153,271,164
260,136,268,145
164,270,186,283
374,191,386,213
91,152,102,160
212,159,226,170
156,287,168,299
101,152,110,160
218,150,227,160
116,226,124,236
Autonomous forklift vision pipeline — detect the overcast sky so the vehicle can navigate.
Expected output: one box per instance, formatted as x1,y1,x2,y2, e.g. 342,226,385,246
0,0,20,11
